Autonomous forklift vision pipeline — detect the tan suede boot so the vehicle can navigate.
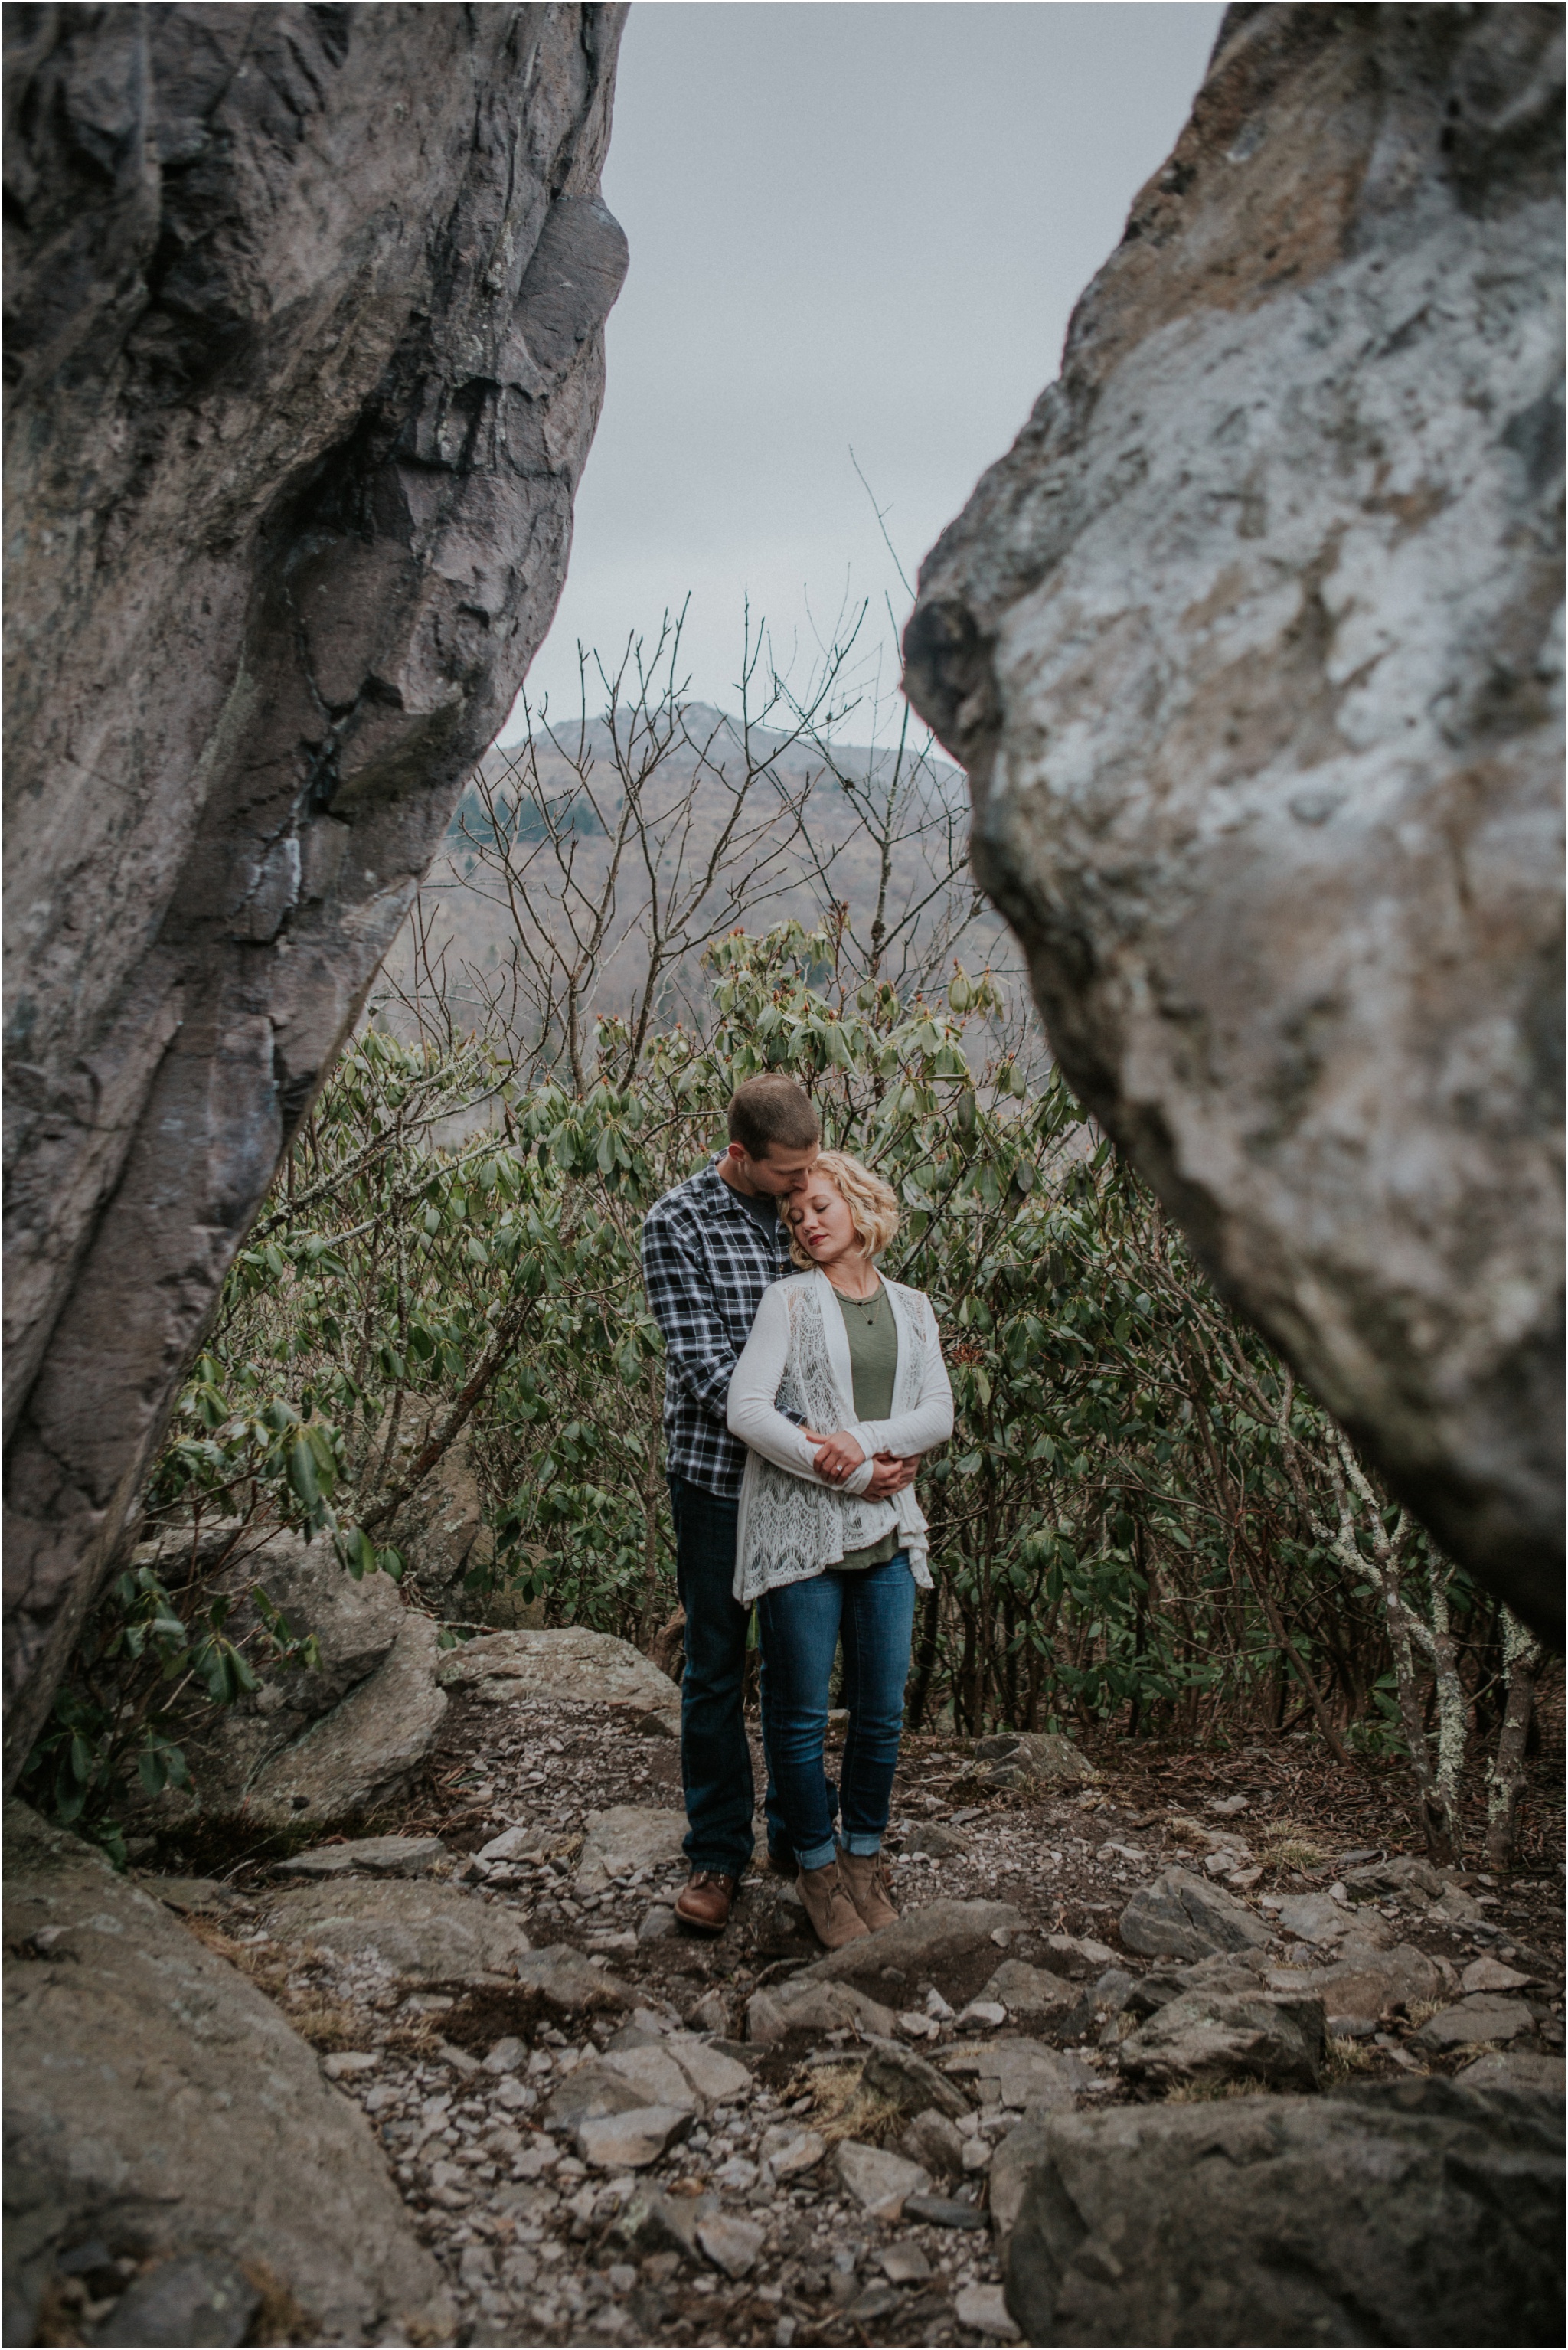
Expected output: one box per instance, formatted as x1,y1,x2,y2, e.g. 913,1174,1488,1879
796,1861,871,1951
838,1847,899,1932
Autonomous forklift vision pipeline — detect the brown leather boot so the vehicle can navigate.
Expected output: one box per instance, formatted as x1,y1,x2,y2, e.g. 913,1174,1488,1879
838,1847,900,1932
675,1870,737,1935
797,1861,871,1951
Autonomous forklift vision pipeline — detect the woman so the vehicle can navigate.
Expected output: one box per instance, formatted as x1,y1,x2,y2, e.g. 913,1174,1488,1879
727,1152,952,1949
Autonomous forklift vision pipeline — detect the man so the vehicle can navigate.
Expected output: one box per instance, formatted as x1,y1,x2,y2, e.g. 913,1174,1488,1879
642,1074,915,1933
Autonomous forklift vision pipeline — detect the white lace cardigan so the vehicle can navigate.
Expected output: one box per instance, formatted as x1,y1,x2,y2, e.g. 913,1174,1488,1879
726,1267,953,1605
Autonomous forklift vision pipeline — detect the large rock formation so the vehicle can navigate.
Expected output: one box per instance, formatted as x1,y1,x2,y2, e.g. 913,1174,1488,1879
4,1801,453,2343
3,5,628,1780
904,5,1563,1639
1001,2079,1563,2346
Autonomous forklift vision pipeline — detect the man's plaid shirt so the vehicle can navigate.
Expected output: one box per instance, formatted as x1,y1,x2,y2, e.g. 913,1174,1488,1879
642,1157,795,1496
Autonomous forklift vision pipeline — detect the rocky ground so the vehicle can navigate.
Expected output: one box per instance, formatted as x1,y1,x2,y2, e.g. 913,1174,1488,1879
75,1662,1563,2350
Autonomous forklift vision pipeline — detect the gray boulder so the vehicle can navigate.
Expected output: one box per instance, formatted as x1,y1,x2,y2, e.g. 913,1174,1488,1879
980,1959,1079,2025
1414,1994,1536,2051
1004,2080,1563,2346
1119,1868,1271,1962
902,4,1563,1641
1117,1989,1325,2094
802,1899,1025,1991
137,1529,447,1832
1266,1940,1443,2026
437,1626,681,1735
3,1803,451,2344
574,1805,688,1893
262,1877,533,1982
5,4,630,1783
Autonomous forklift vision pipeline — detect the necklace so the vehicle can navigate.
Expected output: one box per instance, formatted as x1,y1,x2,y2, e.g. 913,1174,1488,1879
833,1276,882,1323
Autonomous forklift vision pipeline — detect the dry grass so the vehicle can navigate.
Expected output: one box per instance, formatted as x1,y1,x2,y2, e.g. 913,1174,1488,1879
1259,1825,1332,1873
1324,2035,1376,2083
285,2000,369,2051
1405,2000,1446,2029
182,1916,289,1993
787,2057,904,2147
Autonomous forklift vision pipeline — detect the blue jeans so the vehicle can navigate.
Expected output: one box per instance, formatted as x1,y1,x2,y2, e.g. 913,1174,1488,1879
757,1553,916,1871
668,1474,794,1877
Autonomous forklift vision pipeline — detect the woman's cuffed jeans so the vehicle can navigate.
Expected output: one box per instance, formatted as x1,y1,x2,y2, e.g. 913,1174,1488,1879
756,1551,916,1870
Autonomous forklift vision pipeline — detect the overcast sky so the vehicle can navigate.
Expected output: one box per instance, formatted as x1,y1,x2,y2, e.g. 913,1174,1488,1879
509,1,1224,735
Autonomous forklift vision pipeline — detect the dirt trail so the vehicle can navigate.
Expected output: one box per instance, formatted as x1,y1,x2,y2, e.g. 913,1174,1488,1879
152,1689,1563,2349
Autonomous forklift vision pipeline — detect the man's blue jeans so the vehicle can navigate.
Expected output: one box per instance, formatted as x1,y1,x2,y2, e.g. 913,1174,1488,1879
757,1552,916,1871
668,1474,793,1877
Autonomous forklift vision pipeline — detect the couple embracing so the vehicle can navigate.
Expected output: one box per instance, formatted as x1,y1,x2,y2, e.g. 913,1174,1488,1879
642,1075,952,1952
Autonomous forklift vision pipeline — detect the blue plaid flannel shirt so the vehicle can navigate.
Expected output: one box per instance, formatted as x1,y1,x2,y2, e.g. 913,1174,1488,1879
642,1157,795,1497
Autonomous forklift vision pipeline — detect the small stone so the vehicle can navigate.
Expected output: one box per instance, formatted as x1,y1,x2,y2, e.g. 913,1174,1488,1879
1264,1941,1442,2022
847,2285,902,2321
712,2153,759,2193
93,2254,262,2348
483,2035,526,2074
954,2283,1021,2339
900,2107,967,2179
603,2184,703,2261
575,2104,693,2169
1207,1795,1250,1816
1272,1892,1383,1949
978,1959,1076,2022
1462,1956,1534,1995
686,1988,731,2035
1413,1994,1534,2050
596,2044,702,2113
880,2242,933,2286
1119,1867,1270,1962
802,1899,1024,1989
745,1977,899,2046
961,2136,992,2172
899,2008,940,2038
863,2041,971,2121
662,2034,752,2103
696,2213,766,2278
322,2051,378,2079
759,2125,825,2178
905,1822,963,1857
1045,1933,1119,1977
514,1943,632,2016
574,1805,688,1894
957,2000,1007,2029
639,1906,677,1944
903,2192,990,2231
1119,1990,1326,2093
834,2139,931,2219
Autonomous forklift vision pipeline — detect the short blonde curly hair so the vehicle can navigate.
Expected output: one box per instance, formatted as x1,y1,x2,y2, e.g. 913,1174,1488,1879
786,1150,900,1267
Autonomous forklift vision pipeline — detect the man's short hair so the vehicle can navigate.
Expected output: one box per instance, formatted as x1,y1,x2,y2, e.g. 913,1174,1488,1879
728,1075,820,1159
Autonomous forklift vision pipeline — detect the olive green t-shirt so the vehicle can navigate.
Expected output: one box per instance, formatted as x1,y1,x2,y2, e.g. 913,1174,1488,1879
835,1283,900,1571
